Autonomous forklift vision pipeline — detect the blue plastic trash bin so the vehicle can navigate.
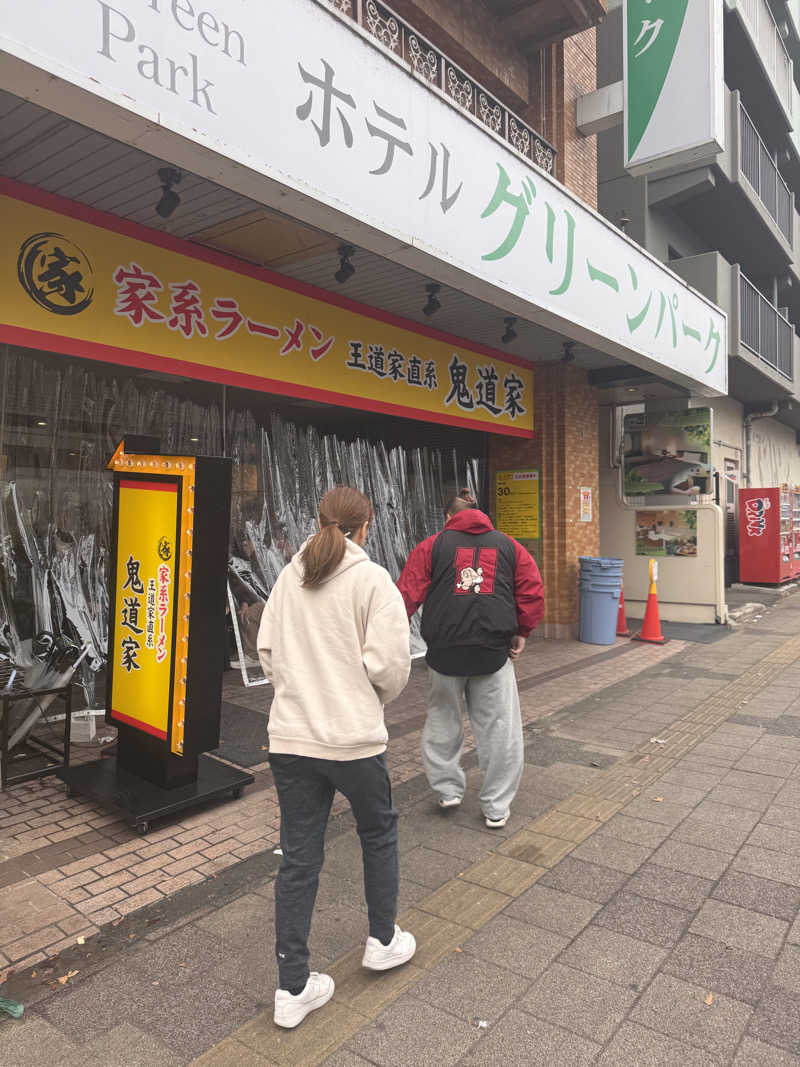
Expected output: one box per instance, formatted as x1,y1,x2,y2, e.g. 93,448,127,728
578,557,623,645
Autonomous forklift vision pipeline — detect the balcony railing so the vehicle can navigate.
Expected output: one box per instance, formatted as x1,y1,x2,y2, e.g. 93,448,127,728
319,0,557,174
740,273,793,379
737,0,794,119
740,101,793,241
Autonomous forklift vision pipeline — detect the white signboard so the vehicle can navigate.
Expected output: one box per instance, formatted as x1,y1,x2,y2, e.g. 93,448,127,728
624,0,725,175
0,0,727,396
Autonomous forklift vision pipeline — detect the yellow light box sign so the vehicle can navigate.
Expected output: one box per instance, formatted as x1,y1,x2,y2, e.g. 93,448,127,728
0,179,533,438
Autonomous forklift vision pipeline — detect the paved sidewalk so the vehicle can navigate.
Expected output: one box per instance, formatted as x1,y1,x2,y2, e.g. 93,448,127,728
0,633,678,980
3,601,800,1063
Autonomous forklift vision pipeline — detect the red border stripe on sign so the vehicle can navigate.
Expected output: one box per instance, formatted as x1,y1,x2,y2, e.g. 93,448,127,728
110,708,168,740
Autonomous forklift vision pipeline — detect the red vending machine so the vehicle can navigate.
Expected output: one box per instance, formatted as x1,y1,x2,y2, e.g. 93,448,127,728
739,486,794,584
793,487,800,578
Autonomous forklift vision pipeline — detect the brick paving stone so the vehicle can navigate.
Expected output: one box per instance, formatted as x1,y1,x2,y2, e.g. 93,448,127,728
650,838,731,881
411,951,531,1024
662,933,774,1005
749,989,800,1057
595,1021,719,1067
75,887,127,914
459,1009,600,1066
559,924,668,990
345,994,479,1067
519,961,636,1043
569,832,653,874
504,884,601,939
538,856,629,904
461,914,567,979
629,973,752,1060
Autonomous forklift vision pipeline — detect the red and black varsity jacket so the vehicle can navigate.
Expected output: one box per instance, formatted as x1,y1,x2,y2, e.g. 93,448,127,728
397,509,544,668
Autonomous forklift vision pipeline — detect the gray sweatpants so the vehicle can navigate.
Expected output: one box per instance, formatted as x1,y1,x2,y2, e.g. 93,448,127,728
423,659,524,821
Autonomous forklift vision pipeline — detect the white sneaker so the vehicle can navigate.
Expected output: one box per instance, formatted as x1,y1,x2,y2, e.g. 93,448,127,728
273,972,334,1029
484,812,509,828
438,796,462,810
362,925,417,971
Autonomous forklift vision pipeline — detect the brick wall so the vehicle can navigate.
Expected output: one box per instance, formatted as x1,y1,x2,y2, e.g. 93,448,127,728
488,364,600,635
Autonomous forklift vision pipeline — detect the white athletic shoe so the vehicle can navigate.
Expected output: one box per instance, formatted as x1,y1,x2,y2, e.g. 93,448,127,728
438,796,462,810
484,812,509,829
273,972,334,1029
362,925,417,971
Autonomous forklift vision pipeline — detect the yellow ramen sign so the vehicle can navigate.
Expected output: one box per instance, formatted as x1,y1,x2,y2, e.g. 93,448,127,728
0,180,533,437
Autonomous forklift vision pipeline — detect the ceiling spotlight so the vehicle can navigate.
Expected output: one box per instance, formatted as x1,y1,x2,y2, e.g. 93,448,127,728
502,316,518,344
334,244,355,284
423,283,441,316
189,436,199,443
36,419,48,427
561,341,576,363
617,210,630,234
156,167,182,219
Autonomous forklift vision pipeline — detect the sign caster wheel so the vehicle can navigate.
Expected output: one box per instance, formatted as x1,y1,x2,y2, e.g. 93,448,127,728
232,786,243,800
136,820,150,836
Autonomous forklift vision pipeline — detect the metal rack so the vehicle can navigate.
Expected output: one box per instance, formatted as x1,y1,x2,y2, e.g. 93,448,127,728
0,682,74,791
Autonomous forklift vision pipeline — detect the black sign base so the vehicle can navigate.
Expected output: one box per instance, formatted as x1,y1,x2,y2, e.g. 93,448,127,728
57,754,254,835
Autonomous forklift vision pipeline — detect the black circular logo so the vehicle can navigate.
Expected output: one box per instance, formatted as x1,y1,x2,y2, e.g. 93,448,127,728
158,537,173,562
17,232,94,316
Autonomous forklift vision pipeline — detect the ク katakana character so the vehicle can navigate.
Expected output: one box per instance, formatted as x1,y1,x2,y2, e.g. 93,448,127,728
634,18,664,58
705,318,722,373
210,297,244,340
36,246,85,304
419,143,463,214
387,349,405,382
309,325,335,361
296,59,356,148
423,360,438,390
368,344,387,378
366,102,412,176
122,555,145,595
503,372,526,419
168,281,208,339
121,596,144,635
545,204,576,297
475,365,502,416
346,341,367,370
280,319,305,356
407,355,423,387
481,164,536,262
445,355,474,409
121,635,141,672
113,263,166,326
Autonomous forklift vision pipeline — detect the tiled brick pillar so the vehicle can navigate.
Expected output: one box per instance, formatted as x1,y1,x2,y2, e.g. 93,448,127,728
489,364,600,637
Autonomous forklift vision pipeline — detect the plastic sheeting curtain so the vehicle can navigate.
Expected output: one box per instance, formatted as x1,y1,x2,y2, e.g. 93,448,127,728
0,345,485,701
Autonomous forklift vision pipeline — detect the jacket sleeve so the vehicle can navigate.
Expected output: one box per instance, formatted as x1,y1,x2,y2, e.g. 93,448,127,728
396,536,435,617
255,584,276,681
362,582,412,705
512,540,544,637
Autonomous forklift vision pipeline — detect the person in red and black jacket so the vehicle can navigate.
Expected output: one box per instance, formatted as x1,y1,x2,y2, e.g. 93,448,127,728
397,490,544,828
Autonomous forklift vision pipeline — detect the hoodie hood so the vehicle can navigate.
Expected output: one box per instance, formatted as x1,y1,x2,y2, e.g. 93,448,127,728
444,509,495,536
290,534,369,586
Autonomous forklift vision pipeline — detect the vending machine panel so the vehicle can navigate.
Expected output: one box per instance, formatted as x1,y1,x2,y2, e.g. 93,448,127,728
739,487,794,584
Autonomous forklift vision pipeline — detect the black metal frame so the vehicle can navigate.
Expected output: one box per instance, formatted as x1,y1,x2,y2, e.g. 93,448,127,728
0,684,73,791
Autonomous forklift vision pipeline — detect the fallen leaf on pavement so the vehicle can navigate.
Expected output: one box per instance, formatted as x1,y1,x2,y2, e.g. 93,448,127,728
455,947,462,953
705,993,713,1006
654,797,664,803
76,937,85,945
30,971,37,979
57,971,78,985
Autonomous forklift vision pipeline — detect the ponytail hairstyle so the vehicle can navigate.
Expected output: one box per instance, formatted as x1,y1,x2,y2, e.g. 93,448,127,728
445,487,477,521
300,487,374,588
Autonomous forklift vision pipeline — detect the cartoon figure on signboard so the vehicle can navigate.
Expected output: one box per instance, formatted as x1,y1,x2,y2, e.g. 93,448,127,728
456,564,484,593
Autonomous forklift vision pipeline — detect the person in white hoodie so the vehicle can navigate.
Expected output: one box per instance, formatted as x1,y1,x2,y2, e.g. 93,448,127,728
257,486,415,1030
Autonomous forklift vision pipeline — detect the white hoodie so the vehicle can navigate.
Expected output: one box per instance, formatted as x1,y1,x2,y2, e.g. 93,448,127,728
257,537,411,761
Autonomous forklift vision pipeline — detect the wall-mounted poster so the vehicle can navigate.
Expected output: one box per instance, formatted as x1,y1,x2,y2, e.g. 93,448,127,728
624,408,712,502
496,469,540,540
635,510,698,557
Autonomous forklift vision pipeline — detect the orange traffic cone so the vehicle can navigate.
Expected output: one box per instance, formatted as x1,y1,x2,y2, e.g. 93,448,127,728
633,560,667,645
616,587,631,637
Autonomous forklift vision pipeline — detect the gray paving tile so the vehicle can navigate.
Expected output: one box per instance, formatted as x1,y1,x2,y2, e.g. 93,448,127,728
0,1014,80,1067
195,894,270,946
773,945,800,996
538,857,628,904
519,962,636,1042
560,924,668,991
594,889,692,949
689,899,789,958
734,845,800,888
690,799,763,832
713,870,800,921
461,915,567,979
410,951,530,1024
629,973,752,1060
670,816,754,854
308,903,371,961
705,785,772,812
128,925,230,986
398,846,468,889
596,1021,719,1067
662,933,773,1005
650,838,731,880
774,784,800,809
734,1037,800,1066
736,755,798,778
459,1009,600,1066
625,863,713,912
749,989,800,1057
414,823,497,862
569,833,653,874
323,1052,375,1067
763,805,800,831
70,1023,185,1067
504,884,601,939
346,993,479,1067
600,813,672,849
620,797,696,827
750,823,800,858
659,768,725,792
